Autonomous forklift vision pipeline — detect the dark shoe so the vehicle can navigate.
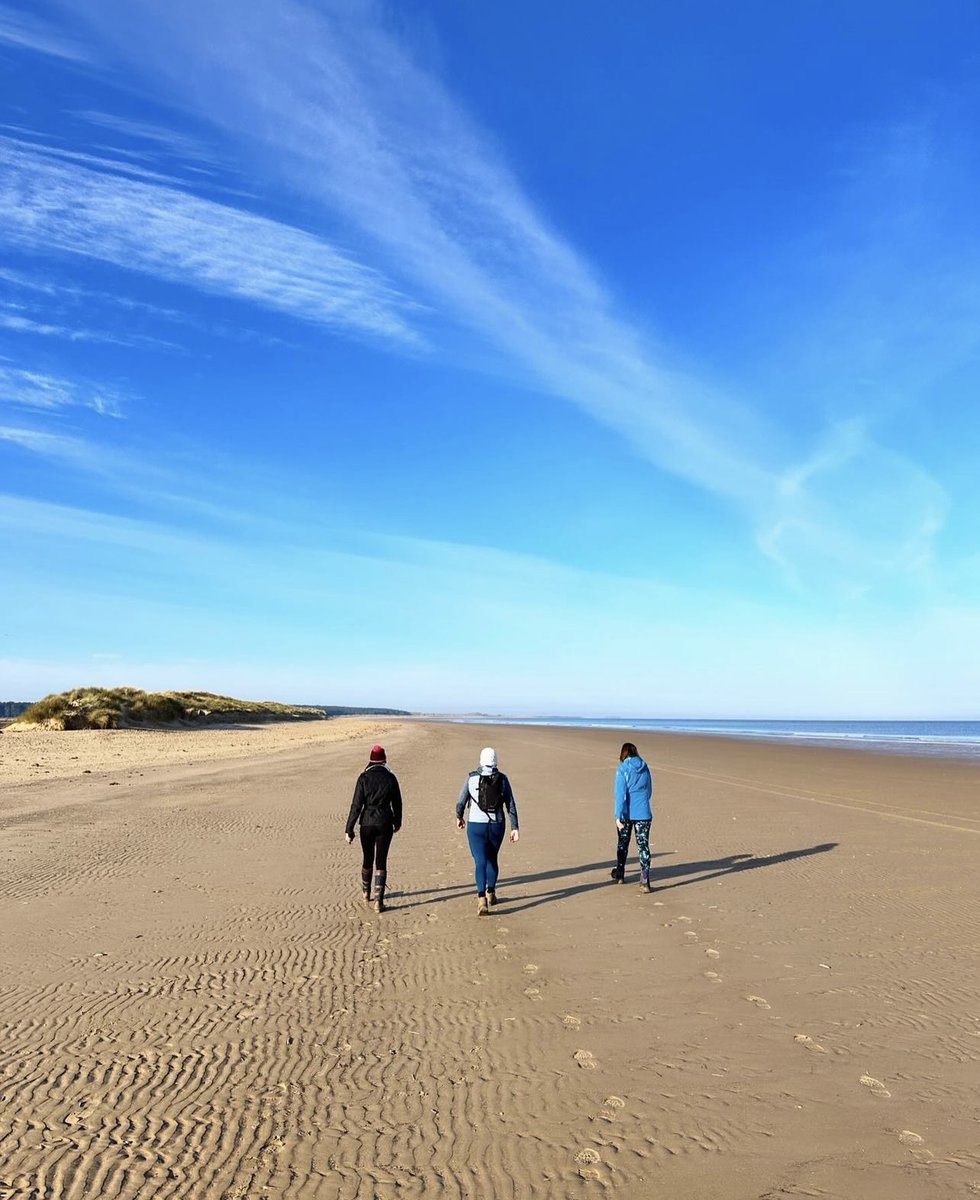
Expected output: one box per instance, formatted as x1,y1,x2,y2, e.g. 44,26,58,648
610,868,624,883
374,872,386,913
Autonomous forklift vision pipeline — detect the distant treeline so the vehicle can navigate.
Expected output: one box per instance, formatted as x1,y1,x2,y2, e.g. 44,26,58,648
0,701,30,718
316,706,411,716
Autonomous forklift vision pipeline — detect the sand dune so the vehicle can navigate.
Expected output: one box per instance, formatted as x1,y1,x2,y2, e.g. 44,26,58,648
1,720,977,1198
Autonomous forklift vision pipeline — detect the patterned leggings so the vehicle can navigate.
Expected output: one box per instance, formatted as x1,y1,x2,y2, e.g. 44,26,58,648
615,819,651,874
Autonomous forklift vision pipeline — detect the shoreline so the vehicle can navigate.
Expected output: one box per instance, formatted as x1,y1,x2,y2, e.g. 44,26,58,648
418,714,980,759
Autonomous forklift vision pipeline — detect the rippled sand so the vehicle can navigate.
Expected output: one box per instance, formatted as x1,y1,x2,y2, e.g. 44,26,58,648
1,720,978,1198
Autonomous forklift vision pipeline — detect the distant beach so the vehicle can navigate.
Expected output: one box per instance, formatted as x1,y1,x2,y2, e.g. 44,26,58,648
2,718,978,1197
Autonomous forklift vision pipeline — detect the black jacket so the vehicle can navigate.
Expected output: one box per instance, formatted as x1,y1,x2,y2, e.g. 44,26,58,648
346,763,402,837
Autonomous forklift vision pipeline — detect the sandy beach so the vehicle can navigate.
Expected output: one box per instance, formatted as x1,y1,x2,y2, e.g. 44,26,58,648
1,718,978,1199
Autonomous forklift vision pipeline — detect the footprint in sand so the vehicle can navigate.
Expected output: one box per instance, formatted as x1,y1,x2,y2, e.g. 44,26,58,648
859,1074,891,1099
524,986,542,1000
598,1095,625,1118
705,948,720,959
562,1014,581,1028
523,963,539,974
704,970,722,982
574,1049,598,1069
575,1148,601,1165
493,944,509,953
745,995,771,1009
794,1034,828,1053
898,1131,933,1161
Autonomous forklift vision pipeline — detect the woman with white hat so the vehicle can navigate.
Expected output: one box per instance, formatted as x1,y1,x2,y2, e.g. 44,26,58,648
455,746,519,915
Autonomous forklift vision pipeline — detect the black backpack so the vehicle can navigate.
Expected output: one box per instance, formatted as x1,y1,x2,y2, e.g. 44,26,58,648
477,770,506,816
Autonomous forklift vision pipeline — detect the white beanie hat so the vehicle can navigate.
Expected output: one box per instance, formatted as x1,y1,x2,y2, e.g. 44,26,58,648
479,746,497,769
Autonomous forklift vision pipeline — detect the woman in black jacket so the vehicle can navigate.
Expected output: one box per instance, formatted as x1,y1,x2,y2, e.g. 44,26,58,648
345,744,402,912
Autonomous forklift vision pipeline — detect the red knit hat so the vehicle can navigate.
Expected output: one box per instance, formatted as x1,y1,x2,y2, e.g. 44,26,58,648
369,744,386,763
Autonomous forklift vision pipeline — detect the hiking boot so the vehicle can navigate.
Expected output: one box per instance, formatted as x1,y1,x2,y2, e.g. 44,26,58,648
374,896,386,913
374,871,386,913
487,889,499,906
361,870,371,904
477,894,489,916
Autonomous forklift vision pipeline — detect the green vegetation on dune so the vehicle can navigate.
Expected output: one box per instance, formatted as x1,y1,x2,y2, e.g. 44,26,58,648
11,687,328,730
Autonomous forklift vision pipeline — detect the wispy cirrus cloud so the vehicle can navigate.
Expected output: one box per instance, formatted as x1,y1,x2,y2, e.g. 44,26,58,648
0,426,114,468
0,135,421,346
62,0,958,600
63,0,781,501
0,365,126,415
0,265,234,346
0,305,177,350
1,254,194,347
761,419,949,600
1,132,201,186
0,2,90,62
73,109,219,167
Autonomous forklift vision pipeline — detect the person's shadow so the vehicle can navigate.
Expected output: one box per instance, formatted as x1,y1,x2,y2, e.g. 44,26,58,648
391,860,614,910
648,842,839,892
390,844,837,912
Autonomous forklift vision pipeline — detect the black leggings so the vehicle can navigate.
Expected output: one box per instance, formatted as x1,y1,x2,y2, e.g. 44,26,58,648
360,826,393,873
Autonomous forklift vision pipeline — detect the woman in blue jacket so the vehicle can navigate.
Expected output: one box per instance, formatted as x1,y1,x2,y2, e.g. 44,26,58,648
612,742,654,892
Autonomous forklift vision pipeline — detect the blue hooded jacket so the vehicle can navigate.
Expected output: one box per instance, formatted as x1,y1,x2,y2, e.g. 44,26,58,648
614,754,653,822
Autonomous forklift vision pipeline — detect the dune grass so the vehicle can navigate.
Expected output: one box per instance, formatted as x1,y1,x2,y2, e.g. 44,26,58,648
11,687,327,730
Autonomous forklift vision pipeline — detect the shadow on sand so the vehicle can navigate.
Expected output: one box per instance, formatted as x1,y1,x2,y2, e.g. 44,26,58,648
390,860,621,910
488,842,838,915
648,842,838,892
388,844,838,913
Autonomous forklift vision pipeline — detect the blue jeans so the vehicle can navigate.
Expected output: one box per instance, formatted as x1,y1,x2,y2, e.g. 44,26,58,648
466,820,506,895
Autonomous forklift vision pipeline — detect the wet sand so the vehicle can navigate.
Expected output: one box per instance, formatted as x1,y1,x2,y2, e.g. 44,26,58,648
1,718,978,1198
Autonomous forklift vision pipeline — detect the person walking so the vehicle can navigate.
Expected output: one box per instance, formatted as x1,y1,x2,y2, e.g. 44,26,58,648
611,741,654,892
346,744,402,913
456,746,519,915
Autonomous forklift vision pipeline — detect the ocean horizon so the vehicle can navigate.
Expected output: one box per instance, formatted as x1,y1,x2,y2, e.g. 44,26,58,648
437,715,980,758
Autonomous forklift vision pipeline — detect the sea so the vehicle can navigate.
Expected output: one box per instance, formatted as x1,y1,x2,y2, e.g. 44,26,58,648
441,716,980,759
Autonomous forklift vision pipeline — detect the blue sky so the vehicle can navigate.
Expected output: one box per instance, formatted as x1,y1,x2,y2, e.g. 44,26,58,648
2,0,979,716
